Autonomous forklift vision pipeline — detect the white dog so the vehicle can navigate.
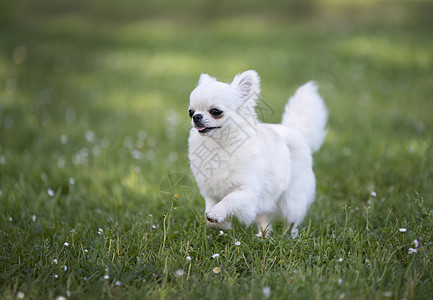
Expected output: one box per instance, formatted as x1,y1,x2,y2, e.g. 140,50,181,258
188,70,327,238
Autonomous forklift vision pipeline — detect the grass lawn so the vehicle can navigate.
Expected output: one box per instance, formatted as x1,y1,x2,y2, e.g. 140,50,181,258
1,0,433,299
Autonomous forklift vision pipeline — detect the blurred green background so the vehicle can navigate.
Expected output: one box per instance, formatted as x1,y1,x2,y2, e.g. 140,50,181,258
1,0,433,298
1,0,432,210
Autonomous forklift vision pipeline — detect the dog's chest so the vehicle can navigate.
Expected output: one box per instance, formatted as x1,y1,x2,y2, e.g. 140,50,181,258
189,141,250,199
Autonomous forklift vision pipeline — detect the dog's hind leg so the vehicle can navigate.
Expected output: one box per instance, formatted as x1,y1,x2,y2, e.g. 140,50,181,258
279,167,315,239
256,214,273,238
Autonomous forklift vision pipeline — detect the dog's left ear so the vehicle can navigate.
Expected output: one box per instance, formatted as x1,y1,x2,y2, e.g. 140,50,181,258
231,70,261,103
198,73,216,85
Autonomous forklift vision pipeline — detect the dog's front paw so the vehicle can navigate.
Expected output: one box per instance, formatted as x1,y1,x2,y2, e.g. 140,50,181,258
207,220,232,231
205,211,219,223
205,207,226,224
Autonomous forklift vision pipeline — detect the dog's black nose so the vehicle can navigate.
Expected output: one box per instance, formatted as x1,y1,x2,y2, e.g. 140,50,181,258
193,114,203,123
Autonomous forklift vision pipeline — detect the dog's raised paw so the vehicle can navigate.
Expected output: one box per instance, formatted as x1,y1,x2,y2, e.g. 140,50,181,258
205,212,218,223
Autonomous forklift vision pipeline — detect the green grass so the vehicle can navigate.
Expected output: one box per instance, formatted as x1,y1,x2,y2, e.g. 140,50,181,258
1,0,433,299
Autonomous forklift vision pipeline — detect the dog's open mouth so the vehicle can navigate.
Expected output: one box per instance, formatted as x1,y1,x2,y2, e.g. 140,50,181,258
196,126,221,133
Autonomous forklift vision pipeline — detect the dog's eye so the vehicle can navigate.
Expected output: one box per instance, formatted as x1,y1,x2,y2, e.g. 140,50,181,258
210,108,223,117
188,109,195,118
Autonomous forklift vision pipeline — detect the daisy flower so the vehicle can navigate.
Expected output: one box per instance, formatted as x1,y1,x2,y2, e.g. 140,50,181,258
213,267,221,274
399,228,407,233
262,286,271,299
408,248,417,254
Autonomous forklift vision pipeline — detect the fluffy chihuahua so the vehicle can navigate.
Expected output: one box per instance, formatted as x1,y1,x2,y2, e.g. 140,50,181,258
188,70,327,238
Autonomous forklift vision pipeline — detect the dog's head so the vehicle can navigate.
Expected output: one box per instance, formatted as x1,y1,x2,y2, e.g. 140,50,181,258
188,70,261,135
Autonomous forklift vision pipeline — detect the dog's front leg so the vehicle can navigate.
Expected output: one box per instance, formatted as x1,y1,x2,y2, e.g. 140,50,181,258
204,197,231,230
206,190,256,225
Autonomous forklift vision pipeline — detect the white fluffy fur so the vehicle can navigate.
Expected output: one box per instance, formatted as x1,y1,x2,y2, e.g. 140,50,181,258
188,70,328,238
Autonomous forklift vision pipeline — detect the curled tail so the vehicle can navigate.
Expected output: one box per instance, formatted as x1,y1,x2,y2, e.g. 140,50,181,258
281,82,328,153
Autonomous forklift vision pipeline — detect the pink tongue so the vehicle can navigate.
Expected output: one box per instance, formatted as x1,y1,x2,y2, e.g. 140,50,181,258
197,126,206,131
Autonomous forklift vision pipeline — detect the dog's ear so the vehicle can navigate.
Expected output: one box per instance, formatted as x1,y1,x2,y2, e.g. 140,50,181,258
231,70,261,102
198,73,216,85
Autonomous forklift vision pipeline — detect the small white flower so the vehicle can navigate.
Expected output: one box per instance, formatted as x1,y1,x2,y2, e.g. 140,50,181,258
64,265,67,272
213,267,221,274
175,269,184,277
413,239,419,248
85,130,95,143
48,188,55,197
338,278,343,285
104,274,110,280
9,217,13,222
69,178,75,185
186,256,192,261
152,225,157,229
219,231,224,236
339,293,345,299
371,191,377,197
212,253,219,259
16,291,25,299
399,228,407,232
66,290,71,297
54,274,59,278
32,215,37,222
408,248,418,254
64,242,69,246
338,258,343,262
56,296,67,300
235,241,241,246
83,277,88,281
97,228,104,235
262,286,271,299
60,134,68,144
53,259,58,264
115,280,121,286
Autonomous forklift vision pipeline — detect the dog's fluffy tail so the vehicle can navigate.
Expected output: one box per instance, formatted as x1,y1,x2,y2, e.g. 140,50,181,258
281,82,328,153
